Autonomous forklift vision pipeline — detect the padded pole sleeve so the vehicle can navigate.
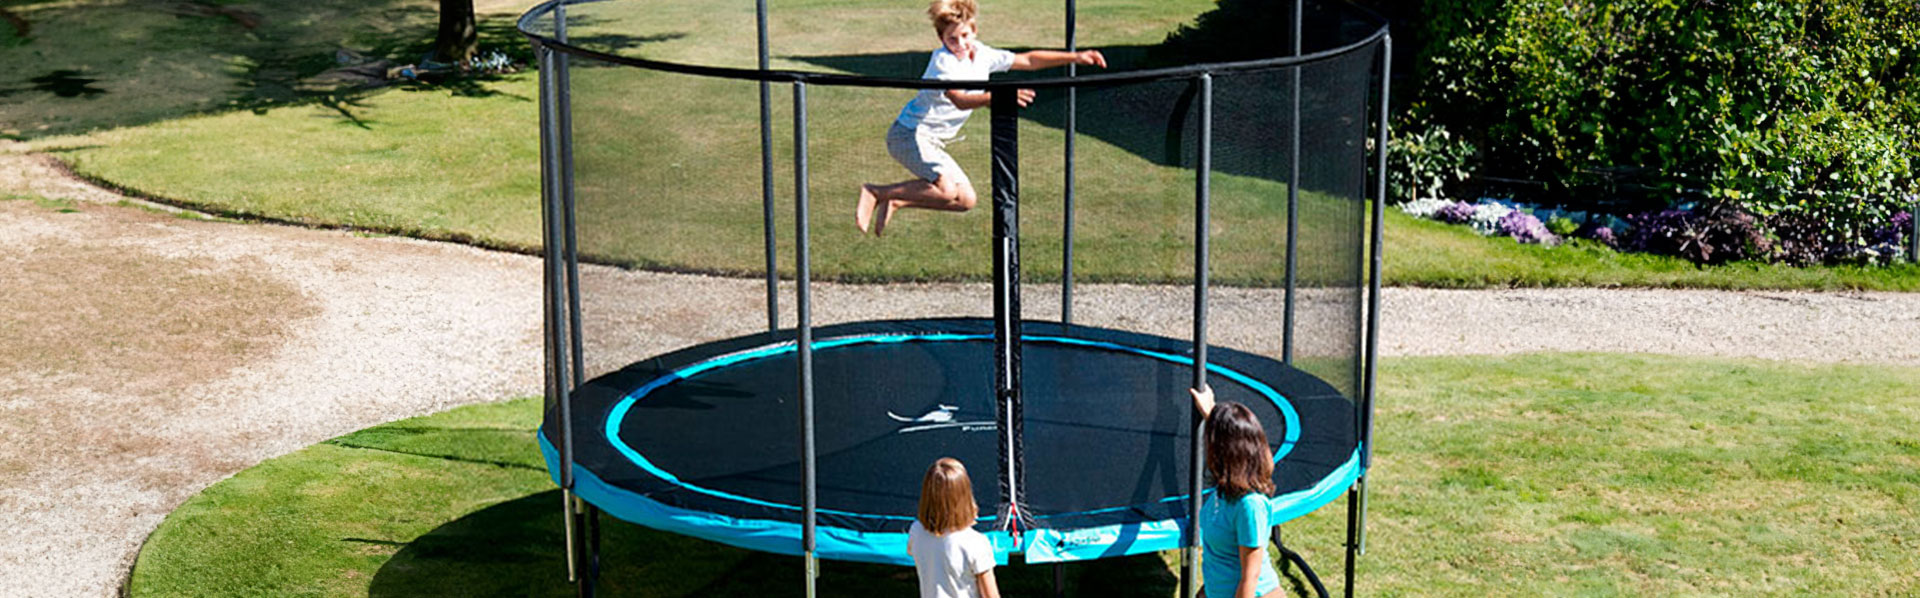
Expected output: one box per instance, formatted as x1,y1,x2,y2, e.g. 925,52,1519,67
991,88,1027,533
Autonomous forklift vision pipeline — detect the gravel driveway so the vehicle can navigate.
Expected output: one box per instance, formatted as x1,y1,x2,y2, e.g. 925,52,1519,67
3,146,1916,597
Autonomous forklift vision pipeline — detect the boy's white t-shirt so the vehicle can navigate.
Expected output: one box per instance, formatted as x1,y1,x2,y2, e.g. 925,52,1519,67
895,43,1017,140
908,521,997,598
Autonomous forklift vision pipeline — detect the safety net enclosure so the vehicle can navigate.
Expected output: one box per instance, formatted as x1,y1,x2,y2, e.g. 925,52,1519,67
522,0,1388,595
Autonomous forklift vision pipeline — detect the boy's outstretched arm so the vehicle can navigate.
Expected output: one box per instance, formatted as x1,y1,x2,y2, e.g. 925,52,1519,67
1010,49,1106,71
944,88,1035,109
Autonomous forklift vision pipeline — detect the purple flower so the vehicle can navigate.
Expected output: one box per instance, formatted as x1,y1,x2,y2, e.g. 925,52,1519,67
1622,209,1694,253
1496,210,1557,244
1577,224,1617,247
1435,201,1475,225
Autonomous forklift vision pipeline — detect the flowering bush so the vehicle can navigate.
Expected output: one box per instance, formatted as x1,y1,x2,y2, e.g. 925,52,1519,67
1398,196,1453,219
1399,190,1907,264
1468,202,1513,236
1576,224,1617,247
1434,201,1476,225
1622,204,1769,264
1497,210,1558,244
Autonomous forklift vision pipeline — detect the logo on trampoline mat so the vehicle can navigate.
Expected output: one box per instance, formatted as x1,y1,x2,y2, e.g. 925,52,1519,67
1056,528,1120,549
887,404,995,434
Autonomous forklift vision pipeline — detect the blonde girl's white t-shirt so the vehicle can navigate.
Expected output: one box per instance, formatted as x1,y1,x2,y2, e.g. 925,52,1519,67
908,521,997,598
894,43,1017,140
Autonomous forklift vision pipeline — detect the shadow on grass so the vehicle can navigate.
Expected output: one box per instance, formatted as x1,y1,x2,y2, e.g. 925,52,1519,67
368,490,1179,597
0,3,554,138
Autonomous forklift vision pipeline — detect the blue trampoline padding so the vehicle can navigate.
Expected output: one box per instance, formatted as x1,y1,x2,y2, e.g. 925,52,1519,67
544,436,1014,565
1026,447,1363,563
541,429,1363,565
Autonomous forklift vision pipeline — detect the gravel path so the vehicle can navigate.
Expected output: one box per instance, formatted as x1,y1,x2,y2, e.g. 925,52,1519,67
2,144,1916,597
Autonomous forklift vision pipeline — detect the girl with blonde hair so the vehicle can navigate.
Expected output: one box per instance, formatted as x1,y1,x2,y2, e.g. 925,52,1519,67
907,457,1002,598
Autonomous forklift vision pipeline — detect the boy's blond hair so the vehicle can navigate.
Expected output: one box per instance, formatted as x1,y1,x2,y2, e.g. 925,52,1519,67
928,0,977,35
917,457,979,534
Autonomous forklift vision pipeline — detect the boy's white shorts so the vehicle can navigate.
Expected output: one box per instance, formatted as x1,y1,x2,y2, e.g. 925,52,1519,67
887,123,969,188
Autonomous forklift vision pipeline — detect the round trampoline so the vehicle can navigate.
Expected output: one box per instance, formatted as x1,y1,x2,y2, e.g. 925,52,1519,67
520,0,1391,595
540,318,1359,564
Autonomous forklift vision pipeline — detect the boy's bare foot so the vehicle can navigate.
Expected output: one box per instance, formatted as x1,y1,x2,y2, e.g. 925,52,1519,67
855,185,878,234
873,199,897,237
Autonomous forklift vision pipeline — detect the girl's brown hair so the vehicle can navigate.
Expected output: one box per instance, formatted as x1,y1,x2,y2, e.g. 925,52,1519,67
1204,402,1275,500
927,0,977,35
917,457,979,534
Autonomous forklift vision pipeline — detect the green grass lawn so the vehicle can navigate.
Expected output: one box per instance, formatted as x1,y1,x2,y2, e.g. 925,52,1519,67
0,0,521,140
127,354,1920,597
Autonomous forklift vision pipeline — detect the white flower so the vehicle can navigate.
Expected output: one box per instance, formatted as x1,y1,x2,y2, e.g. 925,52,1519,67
1399,196,1452,219
1469,202,1514,235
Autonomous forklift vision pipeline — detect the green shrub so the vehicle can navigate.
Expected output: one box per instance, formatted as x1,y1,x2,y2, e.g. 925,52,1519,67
1388,119,1478,203
1545,215,1579,237
1411,0,1920,261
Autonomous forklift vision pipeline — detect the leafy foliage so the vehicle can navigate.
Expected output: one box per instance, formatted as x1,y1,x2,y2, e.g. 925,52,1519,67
1388,121,1477,203
1410,0,1920,262
1545,215,1579,237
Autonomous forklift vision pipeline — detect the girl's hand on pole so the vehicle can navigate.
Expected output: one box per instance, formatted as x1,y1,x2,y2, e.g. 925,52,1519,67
1190,385,1215,416
1016,88,1035,107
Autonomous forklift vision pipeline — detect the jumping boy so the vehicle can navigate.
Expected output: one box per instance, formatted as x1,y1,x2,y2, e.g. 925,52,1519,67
856,0,1106,236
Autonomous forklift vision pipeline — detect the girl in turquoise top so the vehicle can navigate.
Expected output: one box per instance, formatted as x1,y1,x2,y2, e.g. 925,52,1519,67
1190,386,1282,598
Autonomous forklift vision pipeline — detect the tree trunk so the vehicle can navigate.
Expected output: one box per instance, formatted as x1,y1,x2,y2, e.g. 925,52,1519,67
433,0,477,66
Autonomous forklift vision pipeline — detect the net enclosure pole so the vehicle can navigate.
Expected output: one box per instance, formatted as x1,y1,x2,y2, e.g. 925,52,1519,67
1910,194,1918,263
1362,32,1391,555
1062,0,1077,324
535,8,587,585
792,80,820,598
1182,72,1212,598
535,35,582,586
555,0,582,405
757,0,779,332
1359,31,1390,557
552,6,601,590
1282,0,1303,364
990,87,1027,537
1348,34,1391,598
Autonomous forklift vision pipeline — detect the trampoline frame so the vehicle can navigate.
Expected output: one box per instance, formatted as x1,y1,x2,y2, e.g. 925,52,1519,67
520,1,1390,595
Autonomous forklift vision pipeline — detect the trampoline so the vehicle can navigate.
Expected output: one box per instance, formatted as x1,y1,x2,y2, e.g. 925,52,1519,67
540,318,1360,564
521,0,1391,595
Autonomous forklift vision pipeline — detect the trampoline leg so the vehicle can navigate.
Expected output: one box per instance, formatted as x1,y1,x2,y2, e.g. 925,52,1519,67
562,489,578,582
1344,485,1360,598
1180,546,1198,598
587,503,602,595
1271,527,1328,598
572,495,598,598
805,552,820,598
1053,562,1065,598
